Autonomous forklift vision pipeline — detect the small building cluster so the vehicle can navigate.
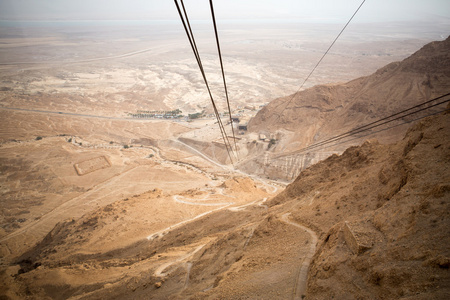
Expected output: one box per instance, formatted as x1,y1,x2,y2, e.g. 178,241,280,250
129,109,183,119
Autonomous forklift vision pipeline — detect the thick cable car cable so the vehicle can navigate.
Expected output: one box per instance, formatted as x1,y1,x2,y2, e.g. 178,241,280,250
209,0,239,158
300,92,450,152
174,0,236,164
176,0,234,164
285,92,450,155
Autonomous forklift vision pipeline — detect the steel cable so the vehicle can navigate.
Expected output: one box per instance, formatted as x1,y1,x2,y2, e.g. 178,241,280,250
284,93,450,155
273,0,366,119
306,92,450,150
209,0,239,159
174,0,235,164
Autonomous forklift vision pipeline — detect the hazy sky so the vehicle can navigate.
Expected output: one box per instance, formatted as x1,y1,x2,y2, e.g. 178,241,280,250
1,0,449,23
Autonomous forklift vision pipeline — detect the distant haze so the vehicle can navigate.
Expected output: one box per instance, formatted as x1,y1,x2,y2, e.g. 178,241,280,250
1,0,450,23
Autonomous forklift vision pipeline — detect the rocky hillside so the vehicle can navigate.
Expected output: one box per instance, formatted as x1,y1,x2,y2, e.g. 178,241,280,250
239,37,450,181
249,36,450,144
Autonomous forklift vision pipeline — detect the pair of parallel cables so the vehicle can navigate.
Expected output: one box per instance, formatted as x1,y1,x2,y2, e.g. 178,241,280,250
274,92,450,157
174,0,448,163
174,0,238,164
174,0,367,164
